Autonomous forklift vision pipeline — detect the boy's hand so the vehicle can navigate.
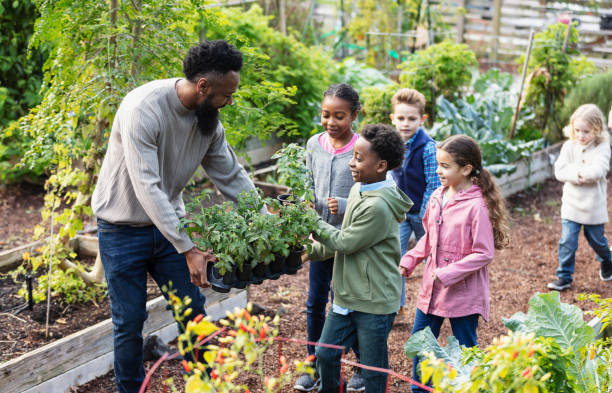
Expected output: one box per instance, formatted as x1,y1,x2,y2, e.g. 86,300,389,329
327,197,338,215
301,252,310,264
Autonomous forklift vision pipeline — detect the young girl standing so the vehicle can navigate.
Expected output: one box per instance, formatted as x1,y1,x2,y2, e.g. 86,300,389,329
294,83,364,392
547,104,612,291
400,134,509,393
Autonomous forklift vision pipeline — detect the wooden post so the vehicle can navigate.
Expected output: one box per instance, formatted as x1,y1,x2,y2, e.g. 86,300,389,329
491,0,502,63
509,29,535,139
456,0,466,43
397,5,403,61
279,0,287,35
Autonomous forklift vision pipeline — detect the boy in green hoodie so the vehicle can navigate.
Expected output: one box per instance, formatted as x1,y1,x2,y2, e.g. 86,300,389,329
304,124,413,393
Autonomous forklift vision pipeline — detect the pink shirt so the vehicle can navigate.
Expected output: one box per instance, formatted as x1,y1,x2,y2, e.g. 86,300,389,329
400,185,495,321
318,132,358,155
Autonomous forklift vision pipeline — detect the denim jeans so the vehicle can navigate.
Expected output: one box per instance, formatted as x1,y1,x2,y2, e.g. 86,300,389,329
399,213,426,307
315,310,395,393
306,258,359,359
97,219,206,393
411,309,479,393
556,219,611,282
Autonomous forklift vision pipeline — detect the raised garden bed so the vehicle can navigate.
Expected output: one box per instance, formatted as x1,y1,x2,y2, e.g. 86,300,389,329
0,235,245,393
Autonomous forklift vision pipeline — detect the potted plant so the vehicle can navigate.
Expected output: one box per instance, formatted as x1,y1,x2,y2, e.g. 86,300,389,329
271,143,313,204
279,201,319,271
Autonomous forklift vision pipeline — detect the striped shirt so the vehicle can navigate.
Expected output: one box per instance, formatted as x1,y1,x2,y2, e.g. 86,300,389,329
92,78,257,253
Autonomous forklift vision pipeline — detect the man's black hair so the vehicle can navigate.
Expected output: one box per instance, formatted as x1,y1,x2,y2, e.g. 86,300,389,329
183,40,243,81
360,124,405,170
323,83,361,113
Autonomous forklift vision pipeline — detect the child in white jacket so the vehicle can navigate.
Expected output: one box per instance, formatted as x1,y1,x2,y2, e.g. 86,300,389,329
548,104,612,291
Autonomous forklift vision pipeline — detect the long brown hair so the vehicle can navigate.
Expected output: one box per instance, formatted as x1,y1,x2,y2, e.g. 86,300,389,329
439,135,510,250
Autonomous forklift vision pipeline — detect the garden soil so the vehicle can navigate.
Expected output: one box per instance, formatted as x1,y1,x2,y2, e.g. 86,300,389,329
2,176,612,392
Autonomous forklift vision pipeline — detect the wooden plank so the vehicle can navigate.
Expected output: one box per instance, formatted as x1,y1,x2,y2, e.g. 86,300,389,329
0,239,46,269
0,288,245,393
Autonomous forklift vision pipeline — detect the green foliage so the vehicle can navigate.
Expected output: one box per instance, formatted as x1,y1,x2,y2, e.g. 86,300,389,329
181,189,318,273
331,57,391,96
431,95,543,177
271,143,313,201
0,0,47,182
399,40,477,121
360,83,399,127
408,292,612,393
520,23,596,142
207,5,334,141
560,69,612,128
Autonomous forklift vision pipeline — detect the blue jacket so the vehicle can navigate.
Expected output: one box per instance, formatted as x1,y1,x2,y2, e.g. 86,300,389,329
391,129,434,215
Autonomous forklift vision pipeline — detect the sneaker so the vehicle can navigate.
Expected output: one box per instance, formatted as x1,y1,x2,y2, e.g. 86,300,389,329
347,367,365,392
600,260,612,281
547,278,572,291
294,372,319,392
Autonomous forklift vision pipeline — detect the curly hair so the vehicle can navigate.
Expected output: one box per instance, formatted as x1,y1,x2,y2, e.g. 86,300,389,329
360,124,405,170
182,40,243,81
438,135,510,250
323,83,361,113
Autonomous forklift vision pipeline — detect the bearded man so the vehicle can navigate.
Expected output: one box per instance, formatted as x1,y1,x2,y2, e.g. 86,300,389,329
92,40,259,393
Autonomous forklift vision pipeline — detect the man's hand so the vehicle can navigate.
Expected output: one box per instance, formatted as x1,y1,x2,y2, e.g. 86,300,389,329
327,197,338,215
184,247,215,288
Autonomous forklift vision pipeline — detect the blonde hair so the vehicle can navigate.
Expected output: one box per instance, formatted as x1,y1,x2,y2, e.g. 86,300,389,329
565,104,608,145
391,88,426,115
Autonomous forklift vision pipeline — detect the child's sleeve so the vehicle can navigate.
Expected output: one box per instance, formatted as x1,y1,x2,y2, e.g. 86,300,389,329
399,206,432,276
554,142,580,184
434,204,495,287
311,204,390,256
420,141,441,218
580,142,610,181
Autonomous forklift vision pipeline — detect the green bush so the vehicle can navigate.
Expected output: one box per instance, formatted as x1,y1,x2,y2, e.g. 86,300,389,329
520,23,596,142
359,83,399,127
560,69,612,127
208,5,334,141
398,40,477,122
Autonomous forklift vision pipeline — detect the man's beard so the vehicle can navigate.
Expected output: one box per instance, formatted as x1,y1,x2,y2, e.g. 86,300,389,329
195,96,219,136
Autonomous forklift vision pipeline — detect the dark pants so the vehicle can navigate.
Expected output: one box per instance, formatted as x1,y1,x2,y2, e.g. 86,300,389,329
315,310,395,393
399,213,426,307
411,308,479,393
306,258,359,358
556,219,611,282
97,219,206,393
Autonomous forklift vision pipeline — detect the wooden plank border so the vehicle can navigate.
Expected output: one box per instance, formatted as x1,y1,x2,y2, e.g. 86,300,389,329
1,288,246,393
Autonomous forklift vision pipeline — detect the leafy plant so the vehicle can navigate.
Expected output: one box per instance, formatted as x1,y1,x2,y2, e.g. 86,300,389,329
405,292,612,393
520,23,596,142
166,292,315,392
272,144,313,202
279,201,319,252
399,40,477,122
431,95,544,176
360,82,400,127
560,69,612,129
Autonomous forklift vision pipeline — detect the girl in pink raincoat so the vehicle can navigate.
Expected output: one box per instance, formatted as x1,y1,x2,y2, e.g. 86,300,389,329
400,134,509,393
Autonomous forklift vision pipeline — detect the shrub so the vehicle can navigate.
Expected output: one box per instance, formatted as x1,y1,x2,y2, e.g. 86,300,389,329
560,69,612,128
398,40,477,122
520,23,596,142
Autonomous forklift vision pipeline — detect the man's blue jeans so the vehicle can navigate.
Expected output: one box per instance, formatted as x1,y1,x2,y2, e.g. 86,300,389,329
306,258,359,359
97,219,206,393
315,310,395,393
410,309,478,393
556,219,611,282
399,213,426,307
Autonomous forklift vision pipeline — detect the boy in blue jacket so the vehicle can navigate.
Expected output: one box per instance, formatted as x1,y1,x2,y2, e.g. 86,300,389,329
390,88,441,315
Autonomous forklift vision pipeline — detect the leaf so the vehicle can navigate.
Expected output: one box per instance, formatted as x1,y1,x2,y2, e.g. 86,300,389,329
190,319,219,337
523,292,594,352
502,311,528,332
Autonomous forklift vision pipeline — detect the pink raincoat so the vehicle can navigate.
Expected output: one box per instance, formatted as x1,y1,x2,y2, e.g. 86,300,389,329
400,184,495,321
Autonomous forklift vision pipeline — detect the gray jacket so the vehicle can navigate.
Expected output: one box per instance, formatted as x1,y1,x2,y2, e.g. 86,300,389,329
306,133,356,228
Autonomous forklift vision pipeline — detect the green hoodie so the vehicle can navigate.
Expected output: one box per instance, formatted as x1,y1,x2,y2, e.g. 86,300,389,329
310,183,413,315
